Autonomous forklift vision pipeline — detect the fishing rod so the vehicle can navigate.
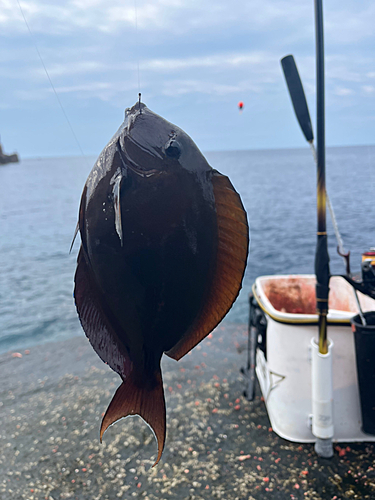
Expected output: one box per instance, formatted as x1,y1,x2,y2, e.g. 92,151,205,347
314,0,331,350
280,0,333,458
281,7,330,355
280,55,367,325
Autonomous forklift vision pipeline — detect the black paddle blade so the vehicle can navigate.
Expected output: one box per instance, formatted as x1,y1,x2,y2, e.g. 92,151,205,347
281,55,314,143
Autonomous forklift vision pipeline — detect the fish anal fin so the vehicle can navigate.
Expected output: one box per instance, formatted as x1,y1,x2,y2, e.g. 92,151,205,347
166,171,249,360
100,370,166,467
74,247,131,379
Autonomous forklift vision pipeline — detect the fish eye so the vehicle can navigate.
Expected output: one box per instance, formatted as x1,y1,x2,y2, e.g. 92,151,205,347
165,139,181,159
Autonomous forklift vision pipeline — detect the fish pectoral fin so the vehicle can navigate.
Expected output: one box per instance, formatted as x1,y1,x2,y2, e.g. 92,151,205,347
166,170,249,361
69,222,79,253
70,183,88,253
100,370,166,467
112,172,123,246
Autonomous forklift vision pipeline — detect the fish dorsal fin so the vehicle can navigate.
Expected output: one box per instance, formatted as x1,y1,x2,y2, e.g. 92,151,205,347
166,171,249,360
74,247,132,379
100,369,166,467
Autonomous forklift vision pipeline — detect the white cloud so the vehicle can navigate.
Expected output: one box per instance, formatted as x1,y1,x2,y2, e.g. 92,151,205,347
160,79,243,97
142,52,274,72
52,81,125,101
53,82,111,93
1,0,375,155
15,88,51,101
362,85,375,94
1,0,373,50
334,87,354,97
326,56,363,83
325,1,375,45
0,0,314,37
41,60,107,78
10,79,138,104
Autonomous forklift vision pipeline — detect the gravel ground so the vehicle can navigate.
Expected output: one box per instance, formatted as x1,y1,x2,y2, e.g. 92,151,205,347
0,323,374,500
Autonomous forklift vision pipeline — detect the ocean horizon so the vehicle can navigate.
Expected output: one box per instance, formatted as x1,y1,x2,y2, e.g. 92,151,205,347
16,142,375,161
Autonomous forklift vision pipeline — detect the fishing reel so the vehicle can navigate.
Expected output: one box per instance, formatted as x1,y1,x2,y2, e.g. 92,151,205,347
342,249,375,300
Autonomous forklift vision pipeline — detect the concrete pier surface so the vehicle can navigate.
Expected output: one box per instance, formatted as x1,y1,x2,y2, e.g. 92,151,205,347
0,323,374,499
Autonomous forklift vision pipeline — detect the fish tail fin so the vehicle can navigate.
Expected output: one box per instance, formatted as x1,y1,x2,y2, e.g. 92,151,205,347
100,369,166,467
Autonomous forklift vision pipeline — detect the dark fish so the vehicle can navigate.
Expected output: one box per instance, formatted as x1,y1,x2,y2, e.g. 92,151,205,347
74,102,249,466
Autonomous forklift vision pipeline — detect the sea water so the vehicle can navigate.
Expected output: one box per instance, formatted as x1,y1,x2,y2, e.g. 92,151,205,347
0,145,374,354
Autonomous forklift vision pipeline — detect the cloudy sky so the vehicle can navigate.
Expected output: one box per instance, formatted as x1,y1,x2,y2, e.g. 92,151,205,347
0,0,374,157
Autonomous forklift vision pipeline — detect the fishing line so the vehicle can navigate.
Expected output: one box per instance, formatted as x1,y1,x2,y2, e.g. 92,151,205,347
16,0,87,161
310,142,366,324
134,0,141,96
310,142,345,255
